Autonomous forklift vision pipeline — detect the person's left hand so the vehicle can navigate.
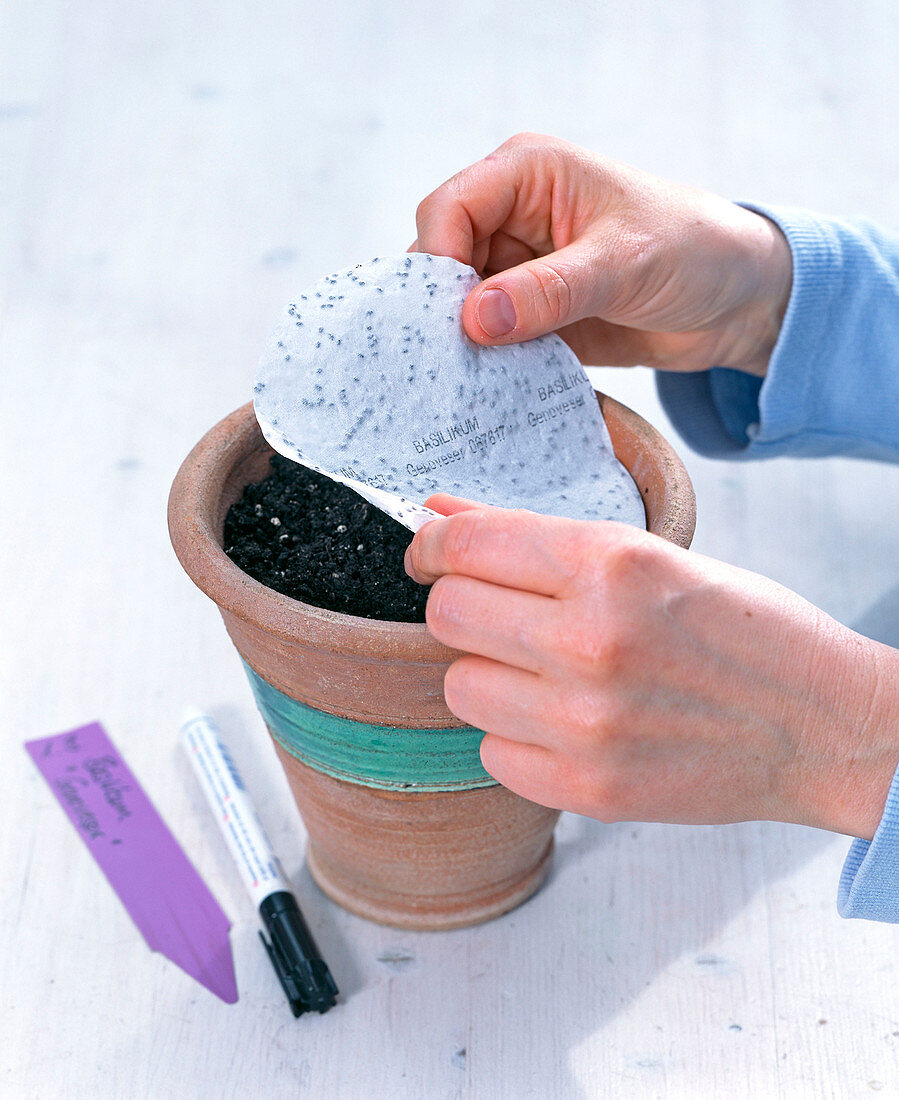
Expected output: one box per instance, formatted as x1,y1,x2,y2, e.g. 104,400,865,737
405,495,899,840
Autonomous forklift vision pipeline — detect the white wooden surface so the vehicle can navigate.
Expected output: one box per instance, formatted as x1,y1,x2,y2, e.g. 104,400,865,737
4,2,899,1097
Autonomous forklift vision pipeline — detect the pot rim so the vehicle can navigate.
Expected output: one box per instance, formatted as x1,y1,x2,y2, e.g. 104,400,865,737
167,395,695,658
169,403,457,659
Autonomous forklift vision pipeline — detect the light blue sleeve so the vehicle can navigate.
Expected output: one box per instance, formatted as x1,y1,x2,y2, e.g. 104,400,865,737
839,764,899,922
655,204,899,922
656,204,899,463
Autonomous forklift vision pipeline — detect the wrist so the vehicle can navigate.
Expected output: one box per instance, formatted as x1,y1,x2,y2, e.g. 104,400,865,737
789,633,899,840
725,210,793,377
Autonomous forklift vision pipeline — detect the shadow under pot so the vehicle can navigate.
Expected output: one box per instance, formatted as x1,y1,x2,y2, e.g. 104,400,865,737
167,395,695,930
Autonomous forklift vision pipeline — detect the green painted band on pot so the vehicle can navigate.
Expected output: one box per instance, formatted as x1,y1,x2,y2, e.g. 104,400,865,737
242,661,497,792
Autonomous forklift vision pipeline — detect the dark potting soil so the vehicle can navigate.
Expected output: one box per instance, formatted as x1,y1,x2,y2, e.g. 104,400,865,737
223,454,429,622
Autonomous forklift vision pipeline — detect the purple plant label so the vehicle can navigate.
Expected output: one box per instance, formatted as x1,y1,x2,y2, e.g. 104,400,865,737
25,721,238,1004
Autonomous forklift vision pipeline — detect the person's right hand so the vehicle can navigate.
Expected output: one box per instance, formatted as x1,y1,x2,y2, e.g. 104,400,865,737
413,133,793,378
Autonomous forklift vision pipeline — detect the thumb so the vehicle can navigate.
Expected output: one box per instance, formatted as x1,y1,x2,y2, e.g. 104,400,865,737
461,239,609,345
423,492,493,516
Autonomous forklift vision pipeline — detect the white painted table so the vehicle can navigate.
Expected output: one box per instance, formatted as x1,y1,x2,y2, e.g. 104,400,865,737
4,2,899,1096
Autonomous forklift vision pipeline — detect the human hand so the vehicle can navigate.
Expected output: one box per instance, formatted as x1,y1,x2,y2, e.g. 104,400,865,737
414,133,792,377
405,495,899,839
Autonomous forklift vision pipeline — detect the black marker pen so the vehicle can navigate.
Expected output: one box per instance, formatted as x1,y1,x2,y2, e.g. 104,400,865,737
181,710,338,1016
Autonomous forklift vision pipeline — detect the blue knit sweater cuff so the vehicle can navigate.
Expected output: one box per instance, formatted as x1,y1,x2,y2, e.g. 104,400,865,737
838,757,899,922
656,203,899,463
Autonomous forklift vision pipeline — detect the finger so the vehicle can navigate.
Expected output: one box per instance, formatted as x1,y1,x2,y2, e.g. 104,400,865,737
472,237,491,274
443,655,567,747
482,230,537,278
405,507,591,596
426,575,558,673
405,497,490,581
408,254,684,369
479,733,572,811
415,155,523,266
461,236,623,345
423,492,491,516
416,133,573,263
411,230,534,279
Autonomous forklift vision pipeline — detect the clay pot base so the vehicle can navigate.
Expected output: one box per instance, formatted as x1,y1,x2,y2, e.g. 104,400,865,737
306,837,555,931
274,742,560,931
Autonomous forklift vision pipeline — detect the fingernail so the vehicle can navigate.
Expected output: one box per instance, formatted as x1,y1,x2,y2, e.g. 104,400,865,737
404,544,424,584
476,288,516,337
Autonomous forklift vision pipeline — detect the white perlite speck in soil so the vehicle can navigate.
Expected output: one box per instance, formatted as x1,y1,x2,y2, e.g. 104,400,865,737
254,253,646,532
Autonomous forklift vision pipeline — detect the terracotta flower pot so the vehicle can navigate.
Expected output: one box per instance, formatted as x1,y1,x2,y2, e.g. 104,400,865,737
168,396,695,930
